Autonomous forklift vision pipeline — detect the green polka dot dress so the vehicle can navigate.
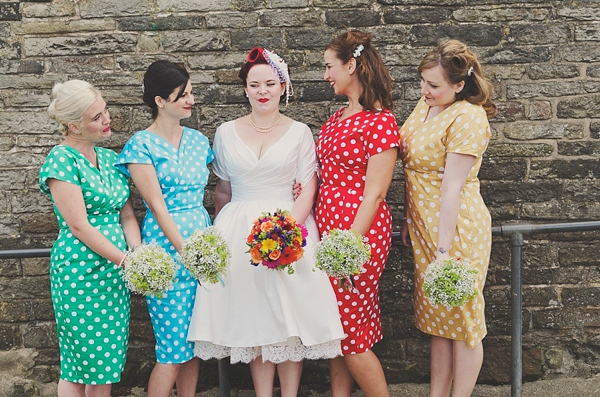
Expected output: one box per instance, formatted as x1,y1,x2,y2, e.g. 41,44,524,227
39,145,131,385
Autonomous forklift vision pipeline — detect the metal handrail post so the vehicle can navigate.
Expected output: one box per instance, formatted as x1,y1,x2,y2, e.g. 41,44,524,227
510,232,524,397
218,357,231,397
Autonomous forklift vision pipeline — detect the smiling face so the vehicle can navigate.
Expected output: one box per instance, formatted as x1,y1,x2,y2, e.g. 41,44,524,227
244,64,285,114
420,64,464,109
323,49,354,96
69,96,111,143
160,79,194,120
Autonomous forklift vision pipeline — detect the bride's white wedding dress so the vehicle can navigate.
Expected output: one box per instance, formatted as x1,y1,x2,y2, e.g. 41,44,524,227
187,120,344,363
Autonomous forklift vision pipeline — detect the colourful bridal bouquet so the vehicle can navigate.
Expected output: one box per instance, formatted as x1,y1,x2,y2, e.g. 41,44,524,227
423,257,478,308
314,229,371,291
121,243,175,298
180,226,231,285
246,209,308,274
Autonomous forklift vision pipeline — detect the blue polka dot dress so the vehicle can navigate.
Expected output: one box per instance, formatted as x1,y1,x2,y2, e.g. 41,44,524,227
116,127,213,364
39,145,131,385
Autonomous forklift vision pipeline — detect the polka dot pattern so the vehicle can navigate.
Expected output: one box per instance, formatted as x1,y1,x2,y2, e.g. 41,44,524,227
116,127,213,363
39,145,131,384
316,108,400,354
399,98,492,347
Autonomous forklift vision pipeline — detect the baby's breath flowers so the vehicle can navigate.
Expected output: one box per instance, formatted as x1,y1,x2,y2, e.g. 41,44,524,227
423,257,478,308
180,226,231,285
121,243,175,298
314,229,371,291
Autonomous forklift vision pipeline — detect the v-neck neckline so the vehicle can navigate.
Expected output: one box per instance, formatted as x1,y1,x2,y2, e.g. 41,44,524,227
143,127,186,154
59,145,102,172
421,98,457,124
233,121,296,161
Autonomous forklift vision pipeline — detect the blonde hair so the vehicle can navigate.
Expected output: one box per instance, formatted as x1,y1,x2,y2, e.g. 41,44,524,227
418,39,496,118
47,80,101,135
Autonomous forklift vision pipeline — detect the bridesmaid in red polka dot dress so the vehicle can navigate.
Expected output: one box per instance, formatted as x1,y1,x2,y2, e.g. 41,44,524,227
316,31,399,397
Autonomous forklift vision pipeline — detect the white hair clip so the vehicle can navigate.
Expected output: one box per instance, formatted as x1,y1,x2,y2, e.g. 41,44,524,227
141,81,145,93
353,44,364,58
467,66,474,76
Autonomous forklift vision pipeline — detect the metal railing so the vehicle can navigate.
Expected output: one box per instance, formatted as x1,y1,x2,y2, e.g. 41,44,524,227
3,220,600,397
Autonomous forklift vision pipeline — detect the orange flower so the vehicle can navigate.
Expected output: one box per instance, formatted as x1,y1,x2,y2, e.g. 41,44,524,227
247,234,254,244
250,247,262,264
269,249,281,260
260,221,274,232
280,247,303,265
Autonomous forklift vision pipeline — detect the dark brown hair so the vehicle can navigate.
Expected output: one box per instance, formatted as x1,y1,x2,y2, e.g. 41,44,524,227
142,60,189,119
326,30,393,111
238,48,269,87
418,39,496,118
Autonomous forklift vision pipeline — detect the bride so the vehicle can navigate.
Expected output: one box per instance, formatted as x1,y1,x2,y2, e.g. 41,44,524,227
187,48,344,397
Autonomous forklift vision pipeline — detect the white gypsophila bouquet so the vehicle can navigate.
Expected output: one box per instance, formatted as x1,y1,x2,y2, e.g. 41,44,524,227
314,228,371,291
180,226,231,285
122,243,176,298
423,257,478,308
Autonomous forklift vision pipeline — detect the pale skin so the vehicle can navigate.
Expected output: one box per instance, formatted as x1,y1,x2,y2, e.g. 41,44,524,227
48,96,141,397
126,79,201,397
323,49,395,397
400,64,483,397
215,63,311,397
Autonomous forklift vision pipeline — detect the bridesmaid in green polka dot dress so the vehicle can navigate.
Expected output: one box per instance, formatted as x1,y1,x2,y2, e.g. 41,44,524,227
39,80,141,397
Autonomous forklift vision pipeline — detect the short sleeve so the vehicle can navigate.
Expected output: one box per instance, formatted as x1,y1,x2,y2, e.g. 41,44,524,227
364,110,400,158
39,147,81,195
295,124,318,185
211,125,229,181
446,104,491,158
114,132,154,177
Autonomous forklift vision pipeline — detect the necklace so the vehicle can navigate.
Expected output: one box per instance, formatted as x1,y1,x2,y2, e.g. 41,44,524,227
249,113,281,133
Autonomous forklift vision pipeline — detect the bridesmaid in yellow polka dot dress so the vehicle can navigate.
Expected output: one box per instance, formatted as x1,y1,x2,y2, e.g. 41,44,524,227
40,80,141,397
399,40,496,397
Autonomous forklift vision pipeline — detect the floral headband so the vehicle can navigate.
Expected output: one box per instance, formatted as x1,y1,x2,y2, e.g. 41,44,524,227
248,47,293,106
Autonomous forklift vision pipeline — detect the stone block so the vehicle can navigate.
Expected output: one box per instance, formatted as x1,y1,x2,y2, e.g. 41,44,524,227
523,286,559,307
280,102,331,131
0,22,8,38
558,45,600,62
529,100,552,120
0,60,44,75
575,24,600,41
27,364,59,383
493,101,525,122
479,346,542,384
294,82,336,102
188,51,247,70
325,9,381,27
379,0,463,5
521,199,600,220
232,0,264,11
453,7,549,22
23,34,137,57
557,6,600,21
484,64,527,80
10,190,53,214
409,24,503,47
557,95,600,118
260,9,322,27
507,81,584,99
485,143,553,157
0,136,14,150
0,38,20,60
115,54,184,72
528,64,580,80
163,30,230,52
502,122,583,140
285,27,335,49
509,24,570,45
119,15,204,31
200,105,247,130
17,135,62,148
0,259,19,277
562,287,600,306
79,0,155,17
0,324,20,349
588,65,600,78
0,302,32,322
157,0,231,12
362,25,409,46
270,0,308,7
0,2,20,21
479,46,552,64
0,111,55,135
479,157,527,181
22,1,75,18
591,122,600,138
530,159,600,179
315,0,370,6
20,213,59,234
21,258,50,277
0,214,19,237
558,141,600,156
559,243,600,267
13,19,115,35
5,90,52,107
21,322,57,349
0,276,51,300
205,12,259,28
385,7,450,24
480,181,562,203
533,308,600,329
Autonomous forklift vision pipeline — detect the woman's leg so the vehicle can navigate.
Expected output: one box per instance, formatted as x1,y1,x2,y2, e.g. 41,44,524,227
429,336,454,397
249,356,276,397
175,357,201,397
330,356,354,397
344,351,389,397
84,384,112,397
276,361,303,397
451,340,483,397
147,362,183,397
57,379,84,397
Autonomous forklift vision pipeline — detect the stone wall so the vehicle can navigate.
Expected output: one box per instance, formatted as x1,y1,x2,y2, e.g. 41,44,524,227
1,0,600,395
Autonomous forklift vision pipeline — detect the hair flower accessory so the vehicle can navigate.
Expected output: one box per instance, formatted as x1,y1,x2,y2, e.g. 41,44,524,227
467,66,474,76
248,47,293,106
353,44,364,58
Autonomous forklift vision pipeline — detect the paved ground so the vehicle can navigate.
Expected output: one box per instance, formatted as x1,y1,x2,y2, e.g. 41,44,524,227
123,376,600,397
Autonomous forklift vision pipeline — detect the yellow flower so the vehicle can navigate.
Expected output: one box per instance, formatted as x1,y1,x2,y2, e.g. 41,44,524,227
260,239,277,253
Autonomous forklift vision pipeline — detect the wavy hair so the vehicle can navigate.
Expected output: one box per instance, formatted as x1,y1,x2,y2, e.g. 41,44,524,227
326,30,393,111
418,39,496,118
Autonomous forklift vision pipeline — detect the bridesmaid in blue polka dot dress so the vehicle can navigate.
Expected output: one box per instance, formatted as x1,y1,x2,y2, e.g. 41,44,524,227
40,80,141,397
116,61,211,397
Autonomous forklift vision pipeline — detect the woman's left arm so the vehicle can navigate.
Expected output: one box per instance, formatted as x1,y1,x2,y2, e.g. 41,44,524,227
119,197,141,249
435,152,477,260
351,148,397,236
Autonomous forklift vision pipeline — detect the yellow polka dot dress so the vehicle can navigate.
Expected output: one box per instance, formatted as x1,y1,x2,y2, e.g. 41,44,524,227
399,98,492,347
39,145,130,384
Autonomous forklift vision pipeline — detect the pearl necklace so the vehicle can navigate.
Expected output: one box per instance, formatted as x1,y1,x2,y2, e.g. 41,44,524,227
249,113,282,134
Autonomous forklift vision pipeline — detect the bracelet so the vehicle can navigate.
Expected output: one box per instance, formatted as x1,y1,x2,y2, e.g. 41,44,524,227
118,253,127,267
436,247,447,254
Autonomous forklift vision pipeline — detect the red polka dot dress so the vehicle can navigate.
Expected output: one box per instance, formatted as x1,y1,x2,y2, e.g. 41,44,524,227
316,108,400,354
